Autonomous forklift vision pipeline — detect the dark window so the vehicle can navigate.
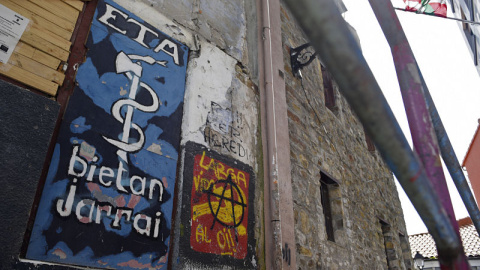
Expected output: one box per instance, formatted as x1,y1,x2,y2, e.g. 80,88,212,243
320,171,339,242
461,10,478,65
321,65,336,112
380,220,399,269
364,127,375,152
320,181,334,241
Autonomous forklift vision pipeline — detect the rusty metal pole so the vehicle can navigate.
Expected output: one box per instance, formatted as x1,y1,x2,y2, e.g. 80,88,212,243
283,0,462,263
367,0,468,268
421,71,480,235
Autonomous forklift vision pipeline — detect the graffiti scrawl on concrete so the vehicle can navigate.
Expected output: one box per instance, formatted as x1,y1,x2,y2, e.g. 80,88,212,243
26,0,188,269
179,142,256,268
203,102,247,158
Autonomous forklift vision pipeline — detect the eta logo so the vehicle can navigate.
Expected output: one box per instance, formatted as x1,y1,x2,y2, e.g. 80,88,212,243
98,3,181,66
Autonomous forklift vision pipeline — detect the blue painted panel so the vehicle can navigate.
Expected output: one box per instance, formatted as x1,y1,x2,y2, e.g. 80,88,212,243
26,1,188,269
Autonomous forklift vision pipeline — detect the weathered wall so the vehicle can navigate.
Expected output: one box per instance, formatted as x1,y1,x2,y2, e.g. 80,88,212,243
5,0,262,268
173,40,262,269
1,0,415,268
279,3,412,269
116,0,263,268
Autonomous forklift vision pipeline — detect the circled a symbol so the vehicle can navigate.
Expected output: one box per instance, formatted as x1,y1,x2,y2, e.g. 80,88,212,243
205,174,247,229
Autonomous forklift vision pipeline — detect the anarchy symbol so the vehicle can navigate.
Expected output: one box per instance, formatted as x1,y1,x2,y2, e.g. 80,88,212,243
205,174,247,229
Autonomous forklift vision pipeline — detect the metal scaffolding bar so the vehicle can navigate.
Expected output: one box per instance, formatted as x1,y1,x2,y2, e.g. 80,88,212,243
368,0,468,268
282,0,463,266
421,72,480,235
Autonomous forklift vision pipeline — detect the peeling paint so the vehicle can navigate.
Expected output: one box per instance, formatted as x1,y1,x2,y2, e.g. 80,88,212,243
52,249,67,260
406,63,421,83
147,143,163,155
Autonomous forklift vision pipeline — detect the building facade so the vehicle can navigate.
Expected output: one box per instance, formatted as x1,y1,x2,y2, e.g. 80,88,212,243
0,0,411,269
448,0,480,75
463,120,480,207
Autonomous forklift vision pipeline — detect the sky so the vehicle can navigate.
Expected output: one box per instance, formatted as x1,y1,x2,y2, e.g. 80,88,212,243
341,0,480,235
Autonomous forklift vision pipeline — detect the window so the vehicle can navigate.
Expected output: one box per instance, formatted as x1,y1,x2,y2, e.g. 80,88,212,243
380,219,399,269
364,127,376,152
320,171,341,242
321,65,336,112
461,9,478,66
399,232,413,269
320,180,334,241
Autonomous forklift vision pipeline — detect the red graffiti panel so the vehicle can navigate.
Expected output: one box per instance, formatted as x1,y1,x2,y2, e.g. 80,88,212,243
190,151,250,259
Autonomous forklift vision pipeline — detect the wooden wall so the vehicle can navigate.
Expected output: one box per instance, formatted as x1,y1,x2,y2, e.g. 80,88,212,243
0,0,86,96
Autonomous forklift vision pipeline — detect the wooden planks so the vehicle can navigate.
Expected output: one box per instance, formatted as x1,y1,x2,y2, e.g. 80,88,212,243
0,64,59,95
16,0,76,31
8,52,65,85
14,42,62,70
0,0,85,96
20,31,69,61
1,0,73,40
29,0,80,24
62,0,84,11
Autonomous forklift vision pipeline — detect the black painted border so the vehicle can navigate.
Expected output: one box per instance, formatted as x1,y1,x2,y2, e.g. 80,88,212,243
179,141,256,268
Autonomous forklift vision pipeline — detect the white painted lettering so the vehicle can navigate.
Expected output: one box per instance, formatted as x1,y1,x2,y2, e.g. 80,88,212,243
130,175,146,196
133,214,151,236
76,199,95,224
116,161,128,193
56,184,77,217
98,4,128,34
112,209,132,228
95,205,112,224
99,166,114,187
68,146,87,177
154,39,180,65
126,18,159,48
149,178,164,202
153,212,162,238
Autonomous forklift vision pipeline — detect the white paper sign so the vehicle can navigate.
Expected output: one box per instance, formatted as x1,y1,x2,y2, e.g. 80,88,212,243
0,4,29,63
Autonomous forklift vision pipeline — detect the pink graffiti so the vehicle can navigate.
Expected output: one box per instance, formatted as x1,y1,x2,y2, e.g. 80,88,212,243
117,259,165,269
87,182,101,192
127,194,141,208
162,177,168,188
115,195,126,207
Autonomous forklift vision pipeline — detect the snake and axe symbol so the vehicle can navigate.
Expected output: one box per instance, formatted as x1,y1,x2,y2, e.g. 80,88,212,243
103,51,167,162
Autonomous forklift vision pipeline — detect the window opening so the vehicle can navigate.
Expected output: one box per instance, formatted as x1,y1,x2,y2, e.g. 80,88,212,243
320,171,340,242
380,219,399,269
321,65,336,112
364,127,376,152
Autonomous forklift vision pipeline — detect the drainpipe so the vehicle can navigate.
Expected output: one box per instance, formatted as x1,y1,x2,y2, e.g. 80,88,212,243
283,0,461,262
368,0,468,268
260,0,284,268
422,73,480,235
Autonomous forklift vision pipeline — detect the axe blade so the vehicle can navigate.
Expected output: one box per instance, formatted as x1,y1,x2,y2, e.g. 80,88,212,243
116,51,142,77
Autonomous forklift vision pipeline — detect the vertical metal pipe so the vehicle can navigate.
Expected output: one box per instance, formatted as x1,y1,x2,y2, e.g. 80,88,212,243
283,0,462,262
260,0,284,268
367,0,468,268
421,71,480,234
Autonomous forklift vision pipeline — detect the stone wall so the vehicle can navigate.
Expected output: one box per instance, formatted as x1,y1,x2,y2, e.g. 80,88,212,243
1,0,414,268
279,3,412,269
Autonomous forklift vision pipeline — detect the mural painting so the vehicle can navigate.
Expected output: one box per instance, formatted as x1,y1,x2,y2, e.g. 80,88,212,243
26,0,188,268
180,142,256,268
